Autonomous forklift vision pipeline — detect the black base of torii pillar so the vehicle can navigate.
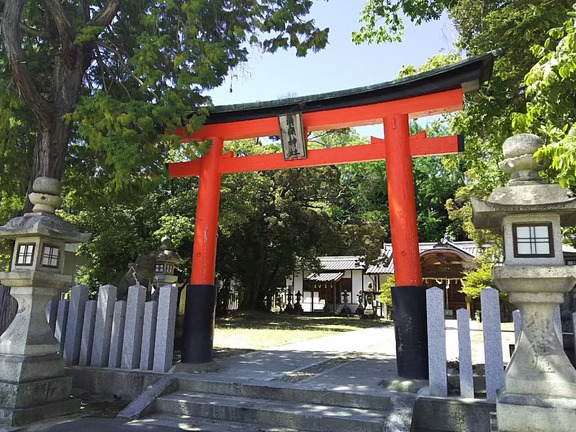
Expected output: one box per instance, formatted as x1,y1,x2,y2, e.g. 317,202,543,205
391,285,429,379
181,284,217,363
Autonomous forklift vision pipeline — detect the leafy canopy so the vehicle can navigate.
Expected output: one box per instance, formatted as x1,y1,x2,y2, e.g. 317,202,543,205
352,0,454,44
514,6,576,188
0,0,329,202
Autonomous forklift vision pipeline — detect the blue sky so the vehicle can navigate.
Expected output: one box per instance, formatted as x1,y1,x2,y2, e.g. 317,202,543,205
207,0,458,114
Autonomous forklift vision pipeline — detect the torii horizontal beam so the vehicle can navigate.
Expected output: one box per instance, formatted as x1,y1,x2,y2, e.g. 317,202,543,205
169,132,463,177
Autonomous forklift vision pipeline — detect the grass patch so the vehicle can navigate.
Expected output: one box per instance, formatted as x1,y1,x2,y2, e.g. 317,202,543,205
214,312,389,351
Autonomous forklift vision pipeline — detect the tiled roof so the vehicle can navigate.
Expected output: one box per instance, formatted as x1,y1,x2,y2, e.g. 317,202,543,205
315,241,486,275
368,241,483,275
306,272,344,282
366,248,394,274
318,256,365,271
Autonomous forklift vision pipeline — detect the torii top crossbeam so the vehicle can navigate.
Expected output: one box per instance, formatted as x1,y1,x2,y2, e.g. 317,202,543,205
170,52,495,368
170,53,494,177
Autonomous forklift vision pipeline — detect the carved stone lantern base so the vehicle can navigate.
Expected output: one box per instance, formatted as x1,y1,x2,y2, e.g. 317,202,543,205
0,273,79,427
0,353,78,426
494,265,576,432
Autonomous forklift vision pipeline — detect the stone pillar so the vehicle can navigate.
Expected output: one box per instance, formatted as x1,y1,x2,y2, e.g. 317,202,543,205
0,177,90,427
471,134,576,431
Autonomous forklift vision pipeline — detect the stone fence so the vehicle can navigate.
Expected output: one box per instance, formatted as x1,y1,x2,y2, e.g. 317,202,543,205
47,284,178,373
427,286,576,401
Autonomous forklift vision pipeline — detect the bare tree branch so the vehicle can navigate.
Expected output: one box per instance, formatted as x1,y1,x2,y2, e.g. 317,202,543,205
91,0,121,27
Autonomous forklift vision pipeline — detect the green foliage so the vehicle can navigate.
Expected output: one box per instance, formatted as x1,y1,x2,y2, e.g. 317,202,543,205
396,53,462,77
513,7,576,188
358,2,572,244
65,207,159,287
461,262,493,299
446,1,572,241
62,178,196,288
352,0,454,44
397,58,469,241
0,1,331,298
353,1,576,274
214,137,387,310
413,155,466,241
379,275,394,306
0,58,35,218
0,0,330,204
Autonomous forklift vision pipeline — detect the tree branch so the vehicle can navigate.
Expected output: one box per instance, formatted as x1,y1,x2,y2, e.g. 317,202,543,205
1,0,51,120
96,41,159,100
79,1,90,21
42,0,75,50
90,0,121,27
18,22,47,38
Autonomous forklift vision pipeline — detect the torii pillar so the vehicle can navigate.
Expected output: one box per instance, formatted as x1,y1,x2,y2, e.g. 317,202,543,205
170,52,495,377
385,113,427,378
181,136,224,363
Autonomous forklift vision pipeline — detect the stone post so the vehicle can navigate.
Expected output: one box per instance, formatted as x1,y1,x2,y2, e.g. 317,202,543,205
0,177,90,427
471,134,576,431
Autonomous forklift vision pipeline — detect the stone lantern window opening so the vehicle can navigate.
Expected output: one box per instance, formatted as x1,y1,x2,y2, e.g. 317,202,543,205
155,263,165,274
41,244,60,268
502,213,564,266
15,243,35,266
512,222,553,258
166,263,174,274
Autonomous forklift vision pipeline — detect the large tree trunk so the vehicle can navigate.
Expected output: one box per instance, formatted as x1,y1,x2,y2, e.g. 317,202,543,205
24,115,76,212
1,0,89,327
2,0,86,211
0,0,122,341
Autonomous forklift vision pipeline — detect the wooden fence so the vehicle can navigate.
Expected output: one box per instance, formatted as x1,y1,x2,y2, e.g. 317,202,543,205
47,284,178,372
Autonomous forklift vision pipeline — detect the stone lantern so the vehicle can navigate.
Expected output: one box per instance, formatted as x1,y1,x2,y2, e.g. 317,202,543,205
153,237,186,340
0,177,89,427
471,134,576,432
153,236,185,287
364,283,375,317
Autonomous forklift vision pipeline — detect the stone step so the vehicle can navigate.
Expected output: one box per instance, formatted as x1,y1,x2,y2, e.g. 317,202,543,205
139,412,310,431
175,376,391,410
154,389,388,432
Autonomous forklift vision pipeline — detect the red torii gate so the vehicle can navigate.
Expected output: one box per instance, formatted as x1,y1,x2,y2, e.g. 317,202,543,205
170,53,494,378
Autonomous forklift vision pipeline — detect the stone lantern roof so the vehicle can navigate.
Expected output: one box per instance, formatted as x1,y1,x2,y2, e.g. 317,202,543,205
471,134,576,229
0,177,90,244
153,237,185,265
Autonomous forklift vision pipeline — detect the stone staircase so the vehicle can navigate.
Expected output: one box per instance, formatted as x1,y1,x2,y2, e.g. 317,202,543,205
119,375,399,431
